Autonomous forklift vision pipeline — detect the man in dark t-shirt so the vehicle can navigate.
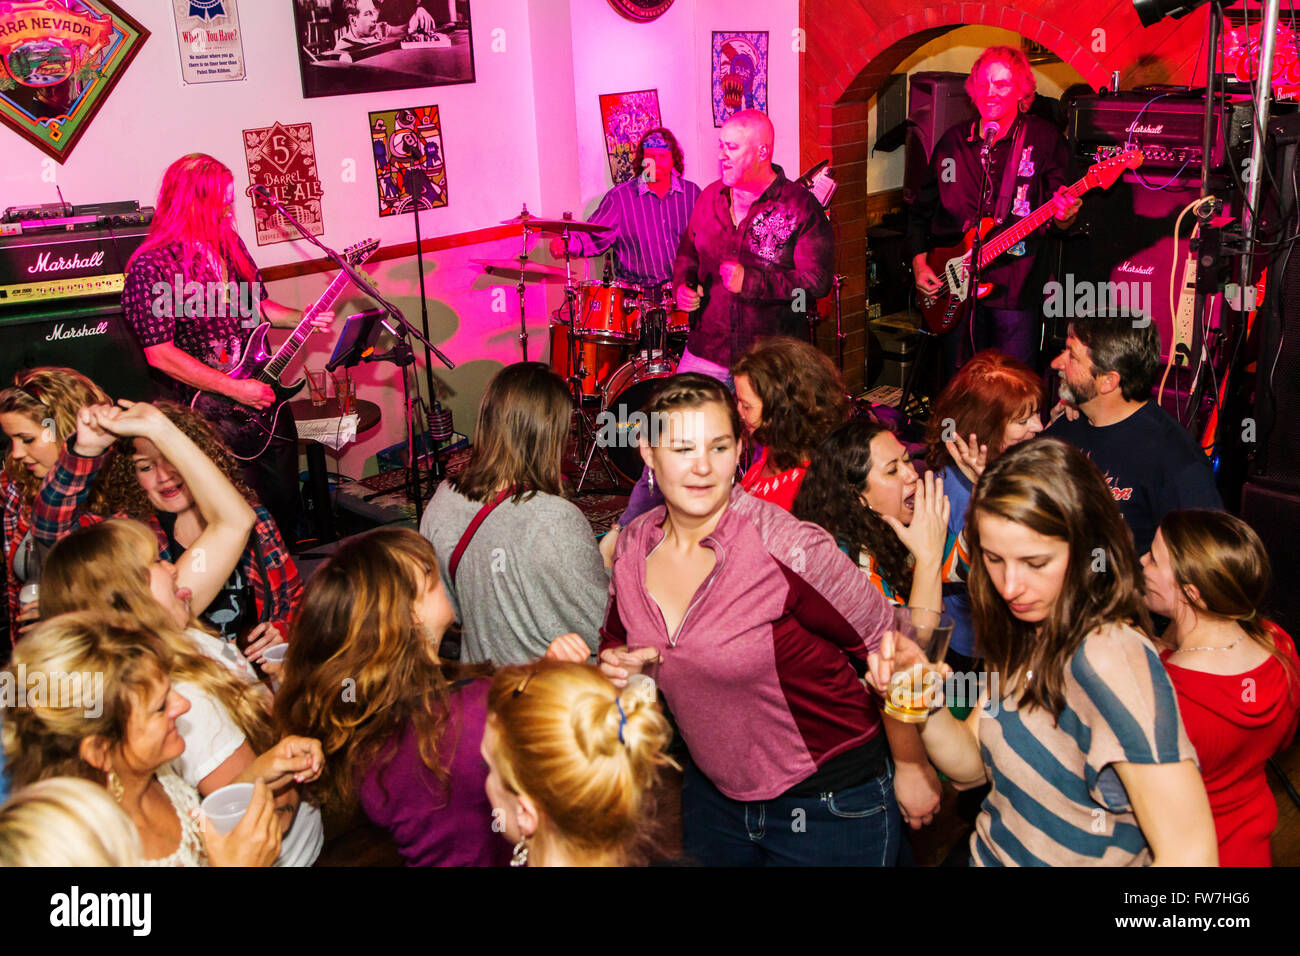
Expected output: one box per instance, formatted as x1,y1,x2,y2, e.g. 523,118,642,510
1045,317,1222,556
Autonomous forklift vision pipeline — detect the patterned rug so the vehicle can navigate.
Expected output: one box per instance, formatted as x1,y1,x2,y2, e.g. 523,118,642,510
342,445,628,536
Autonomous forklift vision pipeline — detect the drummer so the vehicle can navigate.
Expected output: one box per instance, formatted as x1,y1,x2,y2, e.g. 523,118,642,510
549,128,701,289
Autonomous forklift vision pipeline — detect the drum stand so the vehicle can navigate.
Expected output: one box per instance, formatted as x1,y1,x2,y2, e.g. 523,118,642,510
554,227,621,494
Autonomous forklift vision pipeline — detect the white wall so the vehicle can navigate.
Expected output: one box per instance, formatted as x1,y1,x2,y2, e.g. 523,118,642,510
866,26,1085,194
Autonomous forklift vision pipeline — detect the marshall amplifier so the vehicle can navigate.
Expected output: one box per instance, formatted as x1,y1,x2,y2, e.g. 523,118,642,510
0,223,150,307
1068,91,1255,173
0,301,156,402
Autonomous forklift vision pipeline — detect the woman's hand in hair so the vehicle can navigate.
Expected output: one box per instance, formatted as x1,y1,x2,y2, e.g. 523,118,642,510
242,736,324,789
545,632,592,663
880,470,949,570
198,779,281,867
72,404,123,457
91,400,171,441
944,432,988,485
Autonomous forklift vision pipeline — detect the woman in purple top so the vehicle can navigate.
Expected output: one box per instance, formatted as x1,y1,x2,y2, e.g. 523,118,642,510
599,374,926,866
273,528,508,867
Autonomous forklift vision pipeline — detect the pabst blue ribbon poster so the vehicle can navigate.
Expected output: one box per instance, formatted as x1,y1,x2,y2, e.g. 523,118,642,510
171,0,246,84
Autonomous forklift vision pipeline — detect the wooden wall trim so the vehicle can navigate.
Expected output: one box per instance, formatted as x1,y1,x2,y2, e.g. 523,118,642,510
259,223,521,282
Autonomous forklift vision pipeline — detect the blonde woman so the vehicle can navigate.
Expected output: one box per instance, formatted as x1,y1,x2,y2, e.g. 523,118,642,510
0,777,143,867
0,367,110,641
2,613,322,866
482,661,676,866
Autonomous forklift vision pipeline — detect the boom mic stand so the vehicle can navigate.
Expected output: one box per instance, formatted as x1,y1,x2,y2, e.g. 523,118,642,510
252,184,455,517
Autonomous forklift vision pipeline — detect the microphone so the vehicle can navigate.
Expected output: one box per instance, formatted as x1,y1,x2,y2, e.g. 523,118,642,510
980,120,1001,142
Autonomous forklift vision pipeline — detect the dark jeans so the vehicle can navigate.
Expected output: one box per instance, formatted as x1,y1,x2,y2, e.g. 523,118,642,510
681,758,903,866
941,304,1040,378
238,412,301,547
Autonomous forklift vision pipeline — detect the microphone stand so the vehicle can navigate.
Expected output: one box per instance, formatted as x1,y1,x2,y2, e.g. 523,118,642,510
964,128,997,365
252,184,455,517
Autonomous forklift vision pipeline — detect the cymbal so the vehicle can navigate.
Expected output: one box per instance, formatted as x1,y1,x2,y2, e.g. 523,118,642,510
499,213,611,234
470,258,570,282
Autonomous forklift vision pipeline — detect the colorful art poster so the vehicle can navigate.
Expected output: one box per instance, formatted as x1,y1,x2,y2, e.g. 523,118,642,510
599,89,660,185
0,0,149,162
242,121,325,247
711,31,768,127
171,0,246,84
369,104,448,217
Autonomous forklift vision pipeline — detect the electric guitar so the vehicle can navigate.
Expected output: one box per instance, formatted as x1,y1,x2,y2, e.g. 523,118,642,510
918,150,1144,334
191,237,380,460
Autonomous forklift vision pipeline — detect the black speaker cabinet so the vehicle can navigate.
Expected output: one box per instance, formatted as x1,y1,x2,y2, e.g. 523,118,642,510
1240,481,1300,636
0,299,156,402
903,72,977,205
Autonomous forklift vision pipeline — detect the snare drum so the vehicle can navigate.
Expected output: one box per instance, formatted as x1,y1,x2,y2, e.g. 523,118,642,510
657,283,692,337
601,355,678,483
549,322,625,398
577,280,641,344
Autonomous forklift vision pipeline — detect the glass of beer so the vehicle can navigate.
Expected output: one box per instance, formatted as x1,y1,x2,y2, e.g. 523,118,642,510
883,606,954,723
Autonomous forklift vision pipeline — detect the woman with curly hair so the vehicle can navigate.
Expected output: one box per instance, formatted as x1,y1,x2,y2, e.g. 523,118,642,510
274,527,508,867
32,399,301,663
0,367,110,643
731,336,849,511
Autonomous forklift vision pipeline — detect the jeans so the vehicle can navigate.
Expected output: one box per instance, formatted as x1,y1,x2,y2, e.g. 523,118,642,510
681,758,903,867
617,346,733,527
941,304,1040,378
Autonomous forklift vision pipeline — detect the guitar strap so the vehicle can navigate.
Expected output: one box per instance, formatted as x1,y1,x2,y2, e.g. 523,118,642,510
448,486,516,585
991,116,1028,226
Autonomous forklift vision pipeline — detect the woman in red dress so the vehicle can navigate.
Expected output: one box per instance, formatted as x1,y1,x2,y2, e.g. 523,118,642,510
1142,509,1300,866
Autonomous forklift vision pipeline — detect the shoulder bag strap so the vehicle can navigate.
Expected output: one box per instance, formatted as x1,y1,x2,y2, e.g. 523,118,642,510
448,486,515,585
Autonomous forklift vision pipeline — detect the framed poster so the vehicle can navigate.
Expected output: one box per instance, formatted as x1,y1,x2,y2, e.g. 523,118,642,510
0,0,149,162
711,31,768,127
172,0,247,84
242,121,325,247
291,0,475,100
369,104,448,217
599,88,660,186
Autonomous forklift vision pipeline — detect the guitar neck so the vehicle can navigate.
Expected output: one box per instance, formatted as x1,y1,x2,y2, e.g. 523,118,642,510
258,267,353,382
976,177,1089,269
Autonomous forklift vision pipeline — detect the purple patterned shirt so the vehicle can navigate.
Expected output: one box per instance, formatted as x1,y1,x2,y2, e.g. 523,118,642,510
569,172,702,286
672,166,834,367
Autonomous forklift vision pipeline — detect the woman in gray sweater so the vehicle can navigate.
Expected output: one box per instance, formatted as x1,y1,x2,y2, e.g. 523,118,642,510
420,363,607,666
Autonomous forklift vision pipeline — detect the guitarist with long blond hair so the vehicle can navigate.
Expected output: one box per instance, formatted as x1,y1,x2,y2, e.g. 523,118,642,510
121,154,333,543
904,46,1080,378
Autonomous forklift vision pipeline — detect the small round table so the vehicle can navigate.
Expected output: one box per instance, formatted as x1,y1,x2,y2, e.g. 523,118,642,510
291,398,382,543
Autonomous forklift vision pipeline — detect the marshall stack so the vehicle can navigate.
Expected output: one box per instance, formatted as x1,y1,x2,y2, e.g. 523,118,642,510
0,200,157,401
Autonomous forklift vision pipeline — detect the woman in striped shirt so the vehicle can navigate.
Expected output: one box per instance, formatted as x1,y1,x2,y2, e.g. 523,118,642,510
871,438,1218,866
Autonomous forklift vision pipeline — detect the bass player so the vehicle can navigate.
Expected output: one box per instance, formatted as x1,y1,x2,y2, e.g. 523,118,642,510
121,153,333,544
904,45,1080,376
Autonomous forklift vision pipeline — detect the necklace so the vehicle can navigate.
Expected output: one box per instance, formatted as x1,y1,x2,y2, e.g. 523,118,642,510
1177,636,1244,653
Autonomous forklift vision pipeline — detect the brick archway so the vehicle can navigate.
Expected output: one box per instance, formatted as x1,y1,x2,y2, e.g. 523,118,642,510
800,0,1206,388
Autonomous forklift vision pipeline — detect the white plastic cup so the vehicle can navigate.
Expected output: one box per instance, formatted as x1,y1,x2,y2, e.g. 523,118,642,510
200,783,255,835
261,645,288,665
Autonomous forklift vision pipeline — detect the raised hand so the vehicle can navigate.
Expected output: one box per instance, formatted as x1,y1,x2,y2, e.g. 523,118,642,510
72,404,122,457
879,470,950,569
945,431,988,484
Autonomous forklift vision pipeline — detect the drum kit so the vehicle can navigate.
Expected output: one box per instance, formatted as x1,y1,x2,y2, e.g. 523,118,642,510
472,206,693,491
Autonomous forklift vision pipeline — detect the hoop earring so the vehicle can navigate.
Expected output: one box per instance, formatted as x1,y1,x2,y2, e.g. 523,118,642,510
106,770,124,803
510,837,529,868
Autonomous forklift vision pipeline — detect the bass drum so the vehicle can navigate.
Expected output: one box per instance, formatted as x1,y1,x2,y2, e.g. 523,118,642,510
601,354,677,483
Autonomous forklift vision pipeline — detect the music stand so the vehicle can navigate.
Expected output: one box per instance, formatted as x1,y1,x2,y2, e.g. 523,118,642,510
328,308,433,516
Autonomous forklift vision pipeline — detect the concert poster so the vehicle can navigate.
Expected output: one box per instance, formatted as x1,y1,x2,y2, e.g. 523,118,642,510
369,104,449,217
599,88,661,185
242,121,325,247
0,0,149,162
711,31,768,127
171,0,246,84
291,0,475,100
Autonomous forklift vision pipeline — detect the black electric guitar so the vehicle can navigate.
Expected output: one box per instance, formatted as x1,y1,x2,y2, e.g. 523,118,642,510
191,237,380,460
918,150,1144,334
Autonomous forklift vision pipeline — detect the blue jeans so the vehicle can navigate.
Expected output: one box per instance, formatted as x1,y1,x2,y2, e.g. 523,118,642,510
617,347,734,527
681,758,903,866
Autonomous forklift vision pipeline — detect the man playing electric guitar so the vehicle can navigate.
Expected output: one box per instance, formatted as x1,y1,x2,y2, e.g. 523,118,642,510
904,45,1080,377
122,154,333,544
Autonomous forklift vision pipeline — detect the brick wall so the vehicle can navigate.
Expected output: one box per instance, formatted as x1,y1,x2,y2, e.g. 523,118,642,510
801,0,1207,391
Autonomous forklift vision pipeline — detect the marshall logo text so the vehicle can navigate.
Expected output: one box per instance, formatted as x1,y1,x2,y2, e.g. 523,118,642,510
26,251,107,275
45,322,110,342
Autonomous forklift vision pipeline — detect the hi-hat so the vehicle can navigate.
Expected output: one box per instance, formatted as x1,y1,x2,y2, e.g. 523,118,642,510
499,213,611,234
471,258,570,282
